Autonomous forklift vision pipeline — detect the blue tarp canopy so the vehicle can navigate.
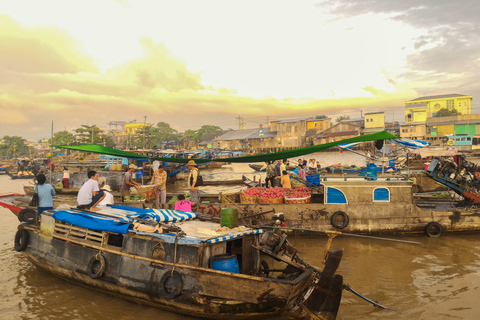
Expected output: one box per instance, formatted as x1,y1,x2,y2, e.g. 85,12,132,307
52,206,198,234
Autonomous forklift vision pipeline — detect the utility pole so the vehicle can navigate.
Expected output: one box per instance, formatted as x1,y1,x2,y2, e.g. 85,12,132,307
236,115,243,130
143,115,147,149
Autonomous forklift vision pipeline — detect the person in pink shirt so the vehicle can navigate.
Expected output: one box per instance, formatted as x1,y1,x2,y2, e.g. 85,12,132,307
175,195,195,212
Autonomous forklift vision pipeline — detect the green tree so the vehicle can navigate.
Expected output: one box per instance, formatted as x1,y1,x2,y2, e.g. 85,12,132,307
434,108,462,117
315,115,328,119
52,130,75,146
74,125,108,145
336,115,350,122
181,129,197,148
193,125,223,144
0,136,29,158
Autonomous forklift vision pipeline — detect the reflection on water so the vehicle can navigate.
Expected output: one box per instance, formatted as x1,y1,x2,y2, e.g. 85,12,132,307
1,153,480,319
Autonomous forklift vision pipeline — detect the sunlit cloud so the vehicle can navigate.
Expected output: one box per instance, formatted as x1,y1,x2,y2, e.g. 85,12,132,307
0,0,478,140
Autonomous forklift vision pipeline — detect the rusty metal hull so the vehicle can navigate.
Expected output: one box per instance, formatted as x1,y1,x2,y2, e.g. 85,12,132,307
20,226,341,320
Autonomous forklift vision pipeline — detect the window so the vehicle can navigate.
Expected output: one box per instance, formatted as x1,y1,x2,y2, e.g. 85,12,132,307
373,188,390,202
366,119,369,122
447,100,454,108
326,187,347,204
459,102,461,107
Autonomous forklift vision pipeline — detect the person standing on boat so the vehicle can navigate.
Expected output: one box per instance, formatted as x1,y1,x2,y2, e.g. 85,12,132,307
150,165,167,205
274,160,282,187
77,170,105,211
281,170,292,189
62,167,70,188
36,173,56,216
265,161,276,188
281,159,288,173
187,160,200,205
121,164,141,198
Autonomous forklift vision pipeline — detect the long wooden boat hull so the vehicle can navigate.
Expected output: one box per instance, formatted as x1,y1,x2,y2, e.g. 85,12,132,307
16,212,343,320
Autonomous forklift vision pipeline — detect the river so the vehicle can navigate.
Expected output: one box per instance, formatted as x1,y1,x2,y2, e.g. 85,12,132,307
1,152,480,319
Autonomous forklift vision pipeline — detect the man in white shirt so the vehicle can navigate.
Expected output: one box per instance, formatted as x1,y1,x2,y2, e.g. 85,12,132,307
77,170,105,211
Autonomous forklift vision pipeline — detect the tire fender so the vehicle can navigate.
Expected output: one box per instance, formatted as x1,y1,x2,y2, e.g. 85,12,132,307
14,229,29,252
87,253,106,279
425,222,443,238
330,211,349,229
18,208,38,224
160,270,183,299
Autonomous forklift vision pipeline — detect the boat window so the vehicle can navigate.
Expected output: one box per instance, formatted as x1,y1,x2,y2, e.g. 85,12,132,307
373,188,390,202
326,187,347,204
107,233,124,247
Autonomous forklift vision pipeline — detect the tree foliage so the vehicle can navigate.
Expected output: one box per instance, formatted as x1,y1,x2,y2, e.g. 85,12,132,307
0,136,30,157
434,108,462,117
336,115,350,122
193,125,223,144
315,115,328,119
52,131,75,146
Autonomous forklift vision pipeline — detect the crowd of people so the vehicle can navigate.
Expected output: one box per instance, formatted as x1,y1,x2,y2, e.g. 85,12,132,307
260,158,322,188
29,156,322,215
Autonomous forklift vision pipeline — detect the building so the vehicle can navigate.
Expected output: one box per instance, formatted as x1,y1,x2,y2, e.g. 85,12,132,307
306,118,332,132
313,121,363,145
212,128,277,151
405,94,472,123
401,94,473,140
268,117,313,148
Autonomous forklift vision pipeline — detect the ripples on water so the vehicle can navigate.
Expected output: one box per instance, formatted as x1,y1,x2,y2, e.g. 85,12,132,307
1,152,480,319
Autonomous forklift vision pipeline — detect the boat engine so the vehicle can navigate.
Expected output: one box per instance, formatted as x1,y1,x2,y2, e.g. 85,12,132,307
427,155,480,194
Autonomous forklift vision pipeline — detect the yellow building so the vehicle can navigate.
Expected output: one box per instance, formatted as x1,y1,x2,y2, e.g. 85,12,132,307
124,123,151,134
306,118,331,132
363,112,385,135
405,94,472,123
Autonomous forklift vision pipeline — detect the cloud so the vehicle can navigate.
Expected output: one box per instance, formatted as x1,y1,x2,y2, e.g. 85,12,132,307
320,0,480,100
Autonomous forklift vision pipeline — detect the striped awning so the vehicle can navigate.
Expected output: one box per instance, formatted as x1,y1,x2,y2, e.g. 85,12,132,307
207,229,264,243
389,138,431,149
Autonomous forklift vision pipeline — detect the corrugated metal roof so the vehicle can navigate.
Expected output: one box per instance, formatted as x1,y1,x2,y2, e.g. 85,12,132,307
270,117,313,124
214,128,277,141
407,94,470,102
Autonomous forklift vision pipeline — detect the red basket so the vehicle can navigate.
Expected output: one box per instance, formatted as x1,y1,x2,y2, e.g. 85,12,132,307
285,195,311,204
258,196,284,204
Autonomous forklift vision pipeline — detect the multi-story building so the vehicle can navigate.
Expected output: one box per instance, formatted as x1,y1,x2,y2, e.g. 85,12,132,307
268,117,313,148
401,93,473,140
405,93,472,122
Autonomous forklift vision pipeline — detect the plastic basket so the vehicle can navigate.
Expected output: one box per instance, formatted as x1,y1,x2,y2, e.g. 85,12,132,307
258,196,284,204
285,195,311,204
136,185,157,202
240,193,258,204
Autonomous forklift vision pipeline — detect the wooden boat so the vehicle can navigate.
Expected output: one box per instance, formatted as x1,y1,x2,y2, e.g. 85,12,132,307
8,174,35,180
248,164,296,172
189,171,480,237
23,185,81,196
242,175,261,188
6,201,343,320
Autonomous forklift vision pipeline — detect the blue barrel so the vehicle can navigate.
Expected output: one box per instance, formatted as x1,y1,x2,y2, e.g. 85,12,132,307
366,163,378,180
389,159,395,167
212,254,239,273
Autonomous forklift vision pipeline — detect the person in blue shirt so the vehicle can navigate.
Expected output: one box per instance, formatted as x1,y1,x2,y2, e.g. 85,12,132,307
35,173,56,215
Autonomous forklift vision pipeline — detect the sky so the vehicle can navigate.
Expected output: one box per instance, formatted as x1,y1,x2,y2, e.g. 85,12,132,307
1,0,479,141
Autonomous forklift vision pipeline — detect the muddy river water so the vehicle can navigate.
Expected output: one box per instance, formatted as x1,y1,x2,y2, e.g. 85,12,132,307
1,152,479,319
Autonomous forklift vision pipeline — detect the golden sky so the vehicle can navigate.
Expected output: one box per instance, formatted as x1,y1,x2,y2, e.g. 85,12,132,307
1,0,479,140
